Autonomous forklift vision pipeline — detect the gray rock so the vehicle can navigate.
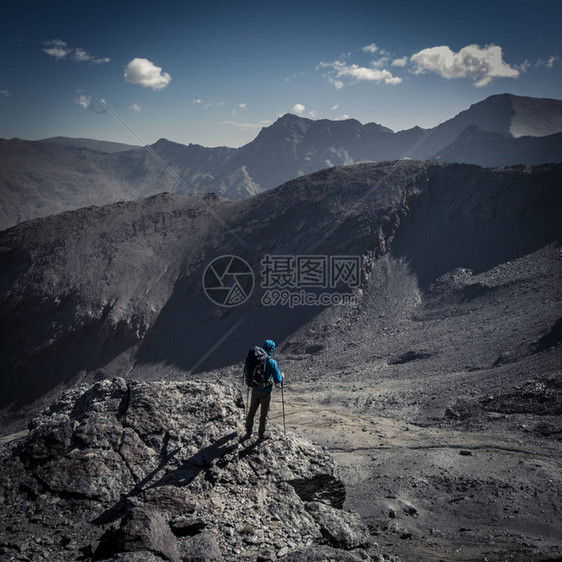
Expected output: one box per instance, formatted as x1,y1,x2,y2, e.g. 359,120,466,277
305,501,369,550
97,508,179,562
284,545,371,561
180,531,223,561
0,379,368,562
102,552,164,561
169,515,206,537
137,486,196,516
34,448,134,501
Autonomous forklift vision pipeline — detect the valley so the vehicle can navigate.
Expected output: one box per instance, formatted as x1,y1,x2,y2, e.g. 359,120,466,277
0,157,560,561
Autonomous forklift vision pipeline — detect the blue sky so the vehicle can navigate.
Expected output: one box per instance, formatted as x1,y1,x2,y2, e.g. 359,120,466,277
1,0,560,147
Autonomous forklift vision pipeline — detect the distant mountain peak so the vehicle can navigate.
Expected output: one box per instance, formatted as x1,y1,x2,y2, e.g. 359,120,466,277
2,93,561,230
277,112,310,122
270,113,312,131
152,137,179,147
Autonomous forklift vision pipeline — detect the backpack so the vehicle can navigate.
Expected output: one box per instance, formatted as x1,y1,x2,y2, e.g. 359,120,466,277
244,346,272,389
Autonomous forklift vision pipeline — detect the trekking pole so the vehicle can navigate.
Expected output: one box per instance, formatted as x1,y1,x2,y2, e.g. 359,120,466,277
242,372,249,416
281,381,286,434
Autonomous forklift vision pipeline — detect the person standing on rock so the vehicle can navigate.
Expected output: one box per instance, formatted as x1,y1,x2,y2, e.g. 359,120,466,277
243,339,283,440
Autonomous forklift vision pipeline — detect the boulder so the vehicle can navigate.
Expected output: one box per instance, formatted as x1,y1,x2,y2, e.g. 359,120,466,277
305,501,370,549
0,379,373,561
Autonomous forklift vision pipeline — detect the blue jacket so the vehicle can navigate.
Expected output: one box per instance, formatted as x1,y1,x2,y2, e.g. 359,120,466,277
261,356,282,393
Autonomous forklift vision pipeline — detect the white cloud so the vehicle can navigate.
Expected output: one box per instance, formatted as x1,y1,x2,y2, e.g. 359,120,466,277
362,43,378,54
308,110,317,118
130,103,142,112
124,58,171,90
43,39,110,64
73,48,91,62
318,60,402,86
284,71,306,83
335,114,351,120
75,94,91,109
292,103,306,115
232,103,247,116
74,91,108,114
371,57,390,69
392,57,408,67
43,39,71,60
220,120,272,131
192,98,225,110
331,104,339,110
520,60,531,72
536,55,559,68
410,44,519,87
0,90,10,97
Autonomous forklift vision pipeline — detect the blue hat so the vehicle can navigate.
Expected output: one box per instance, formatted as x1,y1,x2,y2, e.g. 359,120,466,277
263,340,275,355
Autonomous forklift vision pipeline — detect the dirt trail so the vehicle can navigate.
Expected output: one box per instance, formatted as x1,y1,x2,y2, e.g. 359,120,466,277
274,388,562,562
276,392,559,458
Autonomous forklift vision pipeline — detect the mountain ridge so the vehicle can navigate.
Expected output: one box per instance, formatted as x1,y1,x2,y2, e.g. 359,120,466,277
435,126,562,166
1,159,560,408
1,93,562,230
37,136,141,153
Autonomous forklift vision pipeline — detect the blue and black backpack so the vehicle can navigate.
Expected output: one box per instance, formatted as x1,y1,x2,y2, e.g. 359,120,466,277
244,346,273,389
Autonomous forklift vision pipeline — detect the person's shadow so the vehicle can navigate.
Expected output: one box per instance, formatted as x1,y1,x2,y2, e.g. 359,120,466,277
93,431,239,525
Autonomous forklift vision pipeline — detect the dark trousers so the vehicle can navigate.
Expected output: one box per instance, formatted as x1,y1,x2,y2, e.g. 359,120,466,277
246,389,272,437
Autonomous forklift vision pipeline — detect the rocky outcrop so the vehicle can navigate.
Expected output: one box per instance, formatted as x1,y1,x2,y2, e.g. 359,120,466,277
0,379,379,561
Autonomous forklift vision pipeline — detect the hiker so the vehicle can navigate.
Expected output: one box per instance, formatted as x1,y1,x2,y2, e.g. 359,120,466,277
244,339,283,440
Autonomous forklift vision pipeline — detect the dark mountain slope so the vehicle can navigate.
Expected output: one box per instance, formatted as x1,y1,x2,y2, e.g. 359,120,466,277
0,139,244,231
435,126,562,167
1,161,560,409
509,94,562,137
409,93,562,157
109,139,242,197
0,139,136,230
